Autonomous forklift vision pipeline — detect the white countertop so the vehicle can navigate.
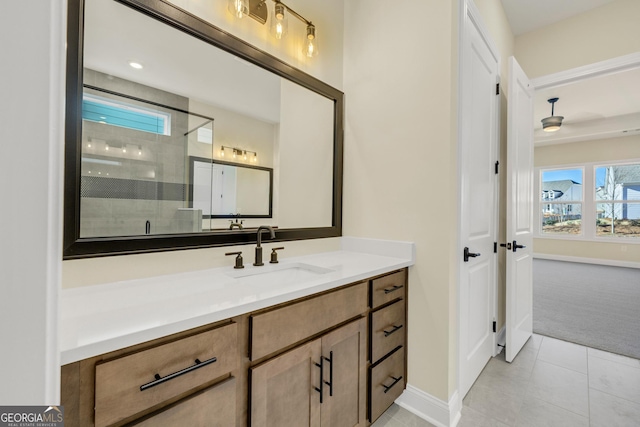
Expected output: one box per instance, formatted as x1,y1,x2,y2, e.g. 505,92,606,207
60,237,415,365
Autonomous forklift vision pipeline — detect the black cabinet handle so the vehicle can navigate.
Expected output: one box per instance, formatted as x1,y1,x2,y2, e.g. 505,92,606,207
512,240,526,252
314,359,323,403
382,375,403,394
463,247,481,262
383,324,404,337
383,285,404,294
140,356,217,391
323,351,333,397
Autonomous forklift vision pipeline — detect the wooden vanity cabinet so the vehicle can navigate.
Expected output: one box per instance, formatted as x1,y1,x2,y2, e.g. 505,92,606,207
368,269,408,423
250,317,367,427
61,268,409,427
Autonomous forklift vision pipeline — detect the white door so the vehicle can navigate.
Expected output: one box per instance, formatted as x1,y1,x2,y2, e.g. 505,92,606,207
505,57,534,362
458,0,500,398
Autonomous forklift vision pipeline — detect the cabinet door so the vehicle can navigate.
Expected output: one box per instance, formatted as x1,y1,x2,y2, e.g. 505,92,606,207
251,339,322,427
321,318,367,427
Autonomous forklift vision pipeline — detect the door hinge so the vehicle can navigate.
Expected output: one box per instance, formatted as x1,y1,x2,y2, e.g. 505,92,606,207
493,321,497,333
496,83,500,95
495,161,499,174
494,242,497,253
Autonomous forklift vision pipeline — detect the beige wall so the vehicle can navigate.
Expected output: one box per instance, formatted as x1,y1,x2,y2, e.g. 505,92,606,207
344,0,460,402
534,135,640,264
515,0,640,78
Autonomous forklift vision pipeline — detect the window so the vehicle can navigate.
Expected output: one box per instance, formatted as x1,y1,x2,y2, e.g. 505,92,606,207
539,168,583,235
82,94,171,136
595,163,640,238
536,161,640,241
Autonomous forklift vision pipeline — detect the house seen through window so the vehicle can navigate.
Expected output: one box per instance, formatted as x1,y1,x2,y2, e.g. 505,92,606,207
540,168,583,235
595,164,640,238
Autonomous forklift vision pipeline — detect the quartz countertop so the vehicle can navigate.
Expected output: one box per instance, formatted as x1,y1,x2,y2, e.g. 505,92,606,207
59,237,415,365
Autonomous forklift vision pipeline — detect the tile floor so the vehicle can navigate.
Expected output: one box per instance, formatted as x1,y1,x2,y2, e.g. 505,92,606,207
373,334,640,427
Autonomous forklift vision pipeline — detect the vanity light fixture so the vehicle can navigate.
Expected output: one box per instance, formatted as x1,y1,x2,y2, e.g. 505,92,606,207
229,0,318,57
270,2,288,39
541,97,564,132
219,145,258,163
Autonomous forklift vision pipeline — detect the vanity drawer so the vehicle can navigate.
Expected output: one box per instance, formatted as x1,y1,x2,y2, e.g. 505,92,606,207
130,377,236,427
369,347,405,423
250,281,367,360
371,299,405,362
94,322,237,427
371,270,406,309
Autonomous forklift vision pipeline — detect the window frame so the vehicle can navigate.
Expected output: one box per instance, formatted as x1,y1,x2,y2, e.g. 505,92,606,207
535,160,640,243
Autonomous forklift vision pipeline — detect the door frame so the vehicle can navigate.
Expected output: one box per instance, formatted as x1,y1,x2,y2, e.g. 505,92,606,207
456,0,501,403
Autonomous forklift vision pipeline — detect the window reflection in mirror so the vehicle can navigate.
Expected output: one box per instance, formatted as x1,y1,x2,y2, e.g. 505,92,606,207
78,0,334,239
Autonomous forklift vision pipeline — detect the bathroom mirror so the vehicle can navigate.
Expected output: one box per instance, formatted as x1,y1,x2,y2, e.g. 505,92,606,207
64,0,343,258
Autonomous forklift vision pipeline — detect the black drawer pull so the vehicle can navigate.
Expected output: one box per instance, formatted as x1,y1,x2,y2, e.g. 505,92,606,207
383,324,404,337
382,376,403,394
383,285,404,294
140,356,217,391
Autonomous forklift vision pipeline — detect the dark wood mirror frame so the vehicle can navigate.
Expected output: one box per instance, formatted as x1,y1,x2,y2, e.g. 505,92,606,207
64,0,343,259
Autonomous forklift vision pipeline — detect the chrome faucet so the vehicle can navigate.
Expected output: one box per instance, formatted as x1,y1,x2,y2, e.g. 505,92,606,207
254,225,275,266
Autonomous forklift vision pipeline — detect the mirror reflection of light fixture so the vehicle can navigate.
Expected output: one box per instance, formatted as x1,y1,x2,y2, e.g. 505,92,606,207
270,2,288,39
228,0,250,19
541,97,564,132
219,145,258,163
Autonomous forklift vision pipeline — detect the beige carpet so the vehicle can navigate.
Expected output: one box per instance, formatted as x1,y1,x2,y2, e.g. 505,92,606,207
533,259,640,360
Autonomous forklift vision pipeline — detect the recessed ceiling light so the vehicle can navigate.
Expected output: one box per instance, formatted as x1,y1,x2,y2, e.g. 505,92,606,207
129,61,143,69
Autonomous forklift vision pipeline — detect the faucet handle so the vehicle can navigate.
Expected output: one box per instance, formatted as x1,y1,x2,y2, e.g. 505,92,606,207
270,247,285,264
225,251,244,269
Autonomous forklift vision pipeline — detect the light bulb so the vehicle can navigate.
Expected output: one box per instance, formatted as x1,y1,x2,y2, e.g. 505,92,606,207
253,153,257,162
270,3,288,40
243,151,247,161
122,146,127,153
138,146,142,155
228,0,249,18
303,24,318,58
105,144,109,151
220,147,225,157
233,150,237,159
87,142,91,148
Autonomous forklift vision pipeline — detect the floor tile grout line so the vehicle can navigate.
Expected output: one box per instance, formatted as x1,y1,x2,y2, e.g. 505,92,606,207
587,352,640,371
588,384,640,407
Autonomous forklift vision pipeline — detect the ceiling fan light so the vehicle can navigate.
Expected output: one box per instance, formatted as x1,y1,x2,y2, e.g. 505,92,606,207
541,115,564,132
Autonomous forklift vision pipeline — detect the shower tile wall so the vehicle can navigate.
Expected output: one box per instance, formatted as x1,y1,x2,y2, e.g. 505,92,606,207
80,69,199,237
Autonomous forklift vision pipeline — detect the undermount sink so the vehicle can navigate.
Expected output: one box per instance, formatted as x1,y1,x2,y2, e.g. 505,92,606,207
225,262,334,286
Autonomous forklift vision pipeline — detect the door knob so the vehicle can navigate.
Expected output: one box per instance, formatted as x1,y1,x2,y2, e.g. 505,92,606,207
512,241,526,252
463,247,481,262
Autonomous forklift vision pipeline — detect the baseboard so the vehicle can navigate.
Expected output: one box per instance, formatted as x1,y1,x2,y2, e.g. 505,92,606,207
495,325,506,355
395,384,461,427
533,253,640,269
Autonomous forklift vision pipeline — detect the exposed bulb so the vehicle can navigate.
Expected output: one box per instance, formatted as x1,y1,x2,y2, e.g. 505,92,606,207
270,3,288,40
243,151,247,161
228,0,249,18
105,144,109,151
253,153,258,163
220,147,225,157
122,146,127,153
138,146,142,155
303,24,318,58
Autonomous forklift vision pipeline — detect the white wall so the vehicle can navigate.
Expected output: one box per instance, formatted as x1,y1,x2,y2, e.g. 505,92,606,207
515,0,640,79
344,0,459,402
0,0,65,403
